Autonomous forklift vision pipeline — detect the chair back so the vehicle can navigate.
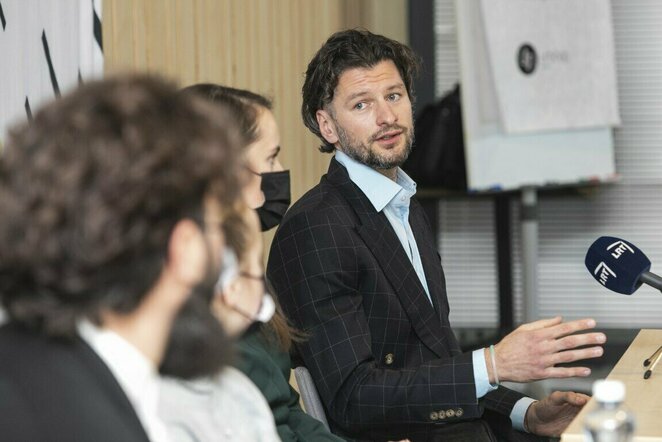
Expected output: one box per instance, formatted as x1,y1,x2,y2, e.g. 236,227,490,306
293,366,330,431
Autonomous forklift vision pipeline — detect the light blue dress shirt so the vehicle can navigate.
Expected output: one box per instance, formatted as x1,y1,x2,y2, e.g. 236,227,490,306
335,151,432,304
334,151,533,432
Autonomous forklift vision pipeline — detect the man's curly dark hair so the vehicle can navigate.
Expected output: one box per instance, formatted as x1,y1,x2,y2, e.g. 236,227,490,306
301,29,421,153
0,74,244,337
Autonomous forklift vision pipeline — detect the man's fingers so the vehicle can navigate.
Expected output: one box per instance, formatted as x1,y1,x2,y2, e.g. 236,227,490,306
549,391,590,406
567,392,590,406
542,366,593,379
555,332,607,352
551,346,604,365
500,318,606,383
549,318,598,339
519,316,563,331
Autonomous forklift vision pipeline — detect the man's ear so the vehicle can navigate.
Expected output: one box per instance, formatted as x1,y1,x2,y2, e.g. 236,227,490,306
316,109,339,145
167,219,207,286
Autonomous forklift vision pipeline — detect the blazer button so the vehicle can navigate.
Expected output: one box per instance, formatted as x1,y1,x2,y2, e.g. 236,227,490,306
446,408,455,418
384,353,395,365
438,410,446,419
429,411,439,421
456,408,464,417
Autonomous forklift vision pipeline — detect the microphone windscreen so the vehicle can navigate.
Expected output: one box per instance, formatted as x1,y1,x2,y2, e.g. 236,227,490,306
585,236,651,295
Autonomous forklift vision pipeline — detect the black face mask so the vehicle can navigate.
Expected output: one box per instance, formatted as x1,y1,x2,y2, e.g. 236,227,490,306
256,170,291,231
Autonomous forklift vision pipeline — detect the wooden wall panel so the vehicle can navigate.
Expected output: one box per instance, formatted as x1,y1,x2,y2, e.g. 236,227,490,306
103,0,407,248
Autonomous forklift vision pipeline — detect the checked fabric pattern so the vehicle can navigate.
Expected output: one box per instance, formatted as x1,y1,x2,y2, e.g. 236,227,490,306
267,158,525,441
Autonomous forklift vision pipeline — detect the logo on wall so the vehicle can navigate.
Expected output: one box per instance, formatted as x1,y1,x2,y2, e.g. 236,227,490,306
517,43,537,75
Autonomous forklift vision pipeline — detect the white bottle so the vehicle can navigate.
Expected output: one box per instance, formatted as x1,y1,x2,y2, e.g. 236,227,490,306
584,380,635,442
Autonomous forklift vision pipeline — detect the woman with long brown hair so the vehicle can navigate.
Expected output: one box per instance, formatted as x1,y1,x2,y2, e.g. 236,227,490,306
183,84,343,441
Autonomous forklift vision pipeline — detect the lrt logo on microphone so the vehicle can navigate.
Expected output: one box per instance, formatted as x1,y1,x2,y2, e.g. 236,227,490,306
607,241,634,259
594,262,616,286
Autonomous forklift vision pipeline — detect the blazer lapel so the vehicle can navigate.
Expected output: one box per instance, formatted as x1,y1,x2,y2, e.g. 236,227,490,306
326,159,450,358
74,338,152,442
409,201,446,318
410,201,462,355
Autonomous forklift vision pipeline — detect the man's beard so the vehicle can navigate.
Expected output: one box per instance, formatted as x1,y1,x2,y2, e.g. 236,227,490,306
336,123,414,170
159,274,232,379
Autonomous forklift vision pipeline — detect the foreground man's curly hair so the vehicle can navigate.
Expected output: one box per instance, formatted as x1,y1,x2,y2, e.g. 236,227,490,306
0,74,244,337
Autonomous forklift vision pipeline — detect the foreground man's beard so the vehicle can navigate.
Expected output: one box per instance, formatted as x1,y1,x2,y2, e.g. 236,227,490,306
159,275,232,379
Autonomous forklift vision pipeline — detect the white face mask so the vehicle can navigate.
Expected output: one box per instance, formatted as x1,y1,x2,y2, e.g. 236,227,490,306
216,248,239,293
215,247,275,324
254,293,276,323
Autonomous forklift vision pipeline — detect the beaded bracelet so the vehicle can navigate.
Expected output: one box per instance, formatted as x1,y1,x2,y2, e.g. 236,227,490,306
489,344,500,386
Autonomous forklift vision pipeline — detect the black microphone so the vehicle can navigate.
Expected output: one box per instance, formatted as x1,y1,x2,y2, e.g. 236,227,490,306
585,236,662,295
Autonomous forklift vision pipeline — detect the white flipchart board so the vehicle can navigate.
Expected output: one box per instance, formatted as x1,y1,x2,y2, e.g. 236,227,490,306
455,0,620,192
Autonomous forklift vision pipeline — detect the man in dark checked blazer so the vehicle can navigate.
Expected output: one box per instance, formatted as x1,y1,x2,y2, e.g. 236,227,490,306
267,30,607,442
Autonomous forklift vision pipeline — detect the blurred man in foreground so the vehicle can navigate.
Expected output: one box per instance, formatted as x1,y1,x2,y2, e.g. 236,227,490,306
0,75,245,442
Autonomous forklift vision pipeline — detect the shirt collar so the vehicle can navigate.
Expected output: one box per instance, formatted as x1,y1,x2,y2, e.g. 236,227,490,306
334,150,417,212
77,319,158,411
